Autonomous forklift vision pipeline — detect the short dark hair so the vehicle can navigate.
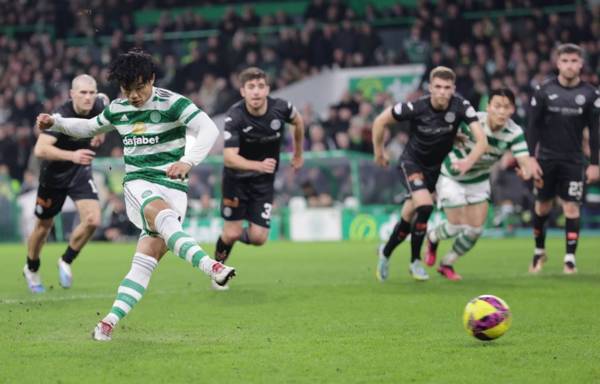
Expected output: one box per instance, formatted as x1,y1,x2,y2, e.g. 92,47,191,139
108,49,157,89
556,43,583,57
489,87,515,106
429,66,456,83
239,67,268,86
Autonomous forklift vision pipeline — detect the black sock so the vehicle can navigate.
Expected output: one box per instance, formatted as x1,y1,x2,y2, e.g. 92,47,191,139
26,257,40,272
383,218,411,258
61,246,80,264
533,213,549,250
411,205,433,262
239,228,251,244
215,236,233,263
565,217,580,256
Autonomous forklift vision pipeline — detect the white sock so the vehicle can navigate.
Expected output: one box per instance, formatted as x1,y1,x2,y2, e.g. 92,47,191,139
104,253,158,326
429,221,463,243
154,209,218,276
534,248,545,256
442,251,459,265
564,253,576,264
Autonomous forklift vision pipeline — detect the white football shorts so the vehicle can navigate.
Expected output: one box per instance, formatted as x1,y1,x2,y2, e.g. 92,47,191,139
123,179,188,236
436,174,490,209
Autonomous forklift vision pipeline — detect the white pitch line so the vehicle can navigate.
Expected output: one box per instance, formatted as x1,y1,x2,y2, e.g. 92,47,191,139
0,288,191,305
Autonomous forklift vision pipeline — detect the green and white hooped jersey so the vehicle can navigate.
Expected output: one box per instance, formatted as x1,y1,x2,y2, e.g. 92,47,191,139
96,87,201,192
441,112,529,183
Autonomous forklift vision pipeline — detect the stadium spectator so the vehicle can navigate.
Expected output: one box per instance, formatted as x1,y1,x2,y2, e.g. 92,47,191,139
1,0,600,235
96,193,139,242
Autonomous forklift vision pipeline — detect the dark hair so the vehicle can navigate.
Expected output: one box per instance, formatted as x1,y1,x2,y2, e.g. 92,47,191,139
489,87,515,106
239,67,268,86
108,49,156,89
556,43,583,57
429,66,456,83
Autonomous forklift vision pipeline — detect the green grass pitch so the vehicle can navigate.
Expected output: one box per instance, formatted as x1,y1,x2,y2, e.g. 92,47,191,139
1,238,599,383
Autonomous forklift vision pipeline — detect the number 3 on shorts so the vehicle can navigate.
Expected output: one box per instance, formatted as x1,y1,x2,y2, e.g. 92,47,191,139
568,181,583,200
261,203,272,220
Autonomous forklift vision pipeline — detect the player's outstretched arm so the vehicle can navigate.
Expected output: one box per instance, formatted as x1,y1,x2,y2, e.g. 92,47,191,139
371,106,394,167
36,112,113,138
33,133,95,164
290,112,305,170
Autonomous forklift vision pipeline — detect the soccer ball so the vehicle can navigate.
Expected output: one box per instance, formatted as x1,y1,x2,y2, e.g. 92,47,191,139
463,294,512,341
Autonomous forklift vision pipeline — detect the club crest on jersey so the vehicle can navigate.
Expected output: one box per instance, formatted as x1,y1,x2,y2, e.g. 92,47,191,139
575,94,586,105
150,111,161,123
270,119,282,130
444,112,456,123
131,122,146,135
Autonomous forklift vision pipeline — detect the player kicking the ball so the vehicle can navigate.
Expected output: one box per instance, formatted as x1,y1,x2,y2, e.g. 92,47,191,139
425,88,532,280
36,50,235,341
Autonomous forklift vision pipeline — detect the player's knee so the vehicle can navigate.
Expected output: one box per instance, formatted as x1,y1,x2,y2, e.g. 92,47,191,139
464,225,484,240
223,226,243,242
251,232,268,246
413,205,433,233
36,218,54,232
83,213,101,229
563,203,580,218
535,201,553,216
445,223,464,236
143,199,168,224
415,205,434,221
153,208,179,228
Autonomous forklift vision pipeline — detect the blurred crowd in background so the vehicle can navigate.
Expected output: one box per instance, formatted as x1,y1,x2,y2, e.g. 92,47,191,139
1,0,600,237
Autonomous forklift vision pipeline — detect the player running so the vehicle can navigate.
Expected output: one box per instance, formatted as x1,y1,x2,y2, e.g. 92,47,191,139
213,67,304,290
372,66,487,282
425,88,532,280
23,74,107,293
36,50,235,341
527,43,600,274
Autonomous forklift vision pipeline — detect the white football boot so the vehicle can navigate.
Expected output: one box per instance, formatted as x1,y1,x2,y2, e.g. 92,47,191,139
409,259,430,281
92,321,114,341
23,265,45,293
211,262,236,287
57,258,73,288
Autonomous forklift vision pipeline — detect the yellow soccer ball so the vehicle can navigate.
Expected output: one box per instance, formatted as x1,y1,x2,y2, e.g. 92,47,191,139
463,295,512,341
